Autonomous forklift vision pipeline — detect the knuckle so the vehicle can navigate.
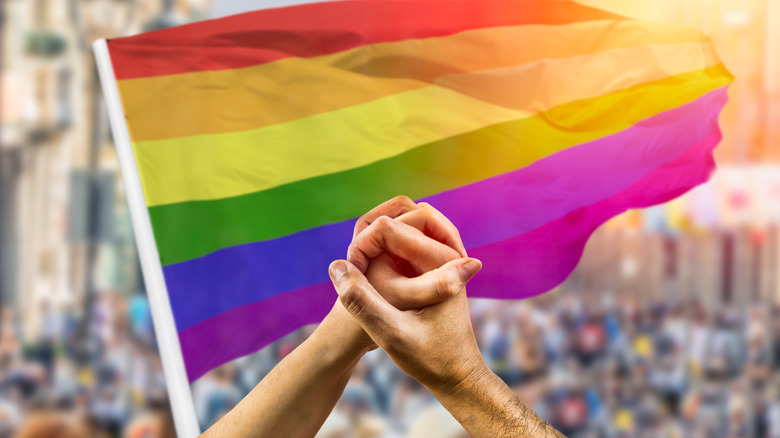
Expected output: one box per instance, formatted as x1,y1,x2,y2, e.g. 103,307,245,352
345,243,358,260
418,202,441,216
354,217,372,233
416,203,435,218
391,195,413,206
340,284,366,315
373,215,394,229
442,246,461,261
435,270,460,300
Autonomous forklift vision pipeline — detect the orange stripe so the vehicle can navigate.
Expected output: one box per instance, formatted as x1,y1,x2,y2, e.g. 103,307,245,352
118,20,710,142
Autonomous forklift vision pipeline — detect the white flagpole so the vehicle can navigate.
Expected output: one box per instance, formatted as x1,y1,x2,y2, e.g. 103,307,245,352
93,39,201,438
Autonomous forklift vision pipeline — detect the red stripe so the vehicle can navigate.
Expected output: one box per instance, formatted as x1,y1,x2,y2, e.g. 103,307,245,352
108,0,624,79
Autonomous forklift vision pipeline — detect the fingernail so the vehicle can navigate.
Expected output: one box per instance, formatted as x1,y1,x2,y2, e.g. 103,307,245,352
329,260,348,284
460,258,483,282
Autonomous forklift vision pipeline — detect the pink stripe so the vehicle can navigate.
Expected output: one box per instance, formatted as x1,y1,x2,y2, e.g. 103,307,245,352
469,132,719,298
179,130,720,382
180,283,337,381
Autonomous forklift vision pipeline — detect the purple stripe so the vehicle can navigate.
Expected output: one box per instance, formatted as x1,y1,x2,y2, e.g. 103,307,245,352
180,283,337,382
165,87,728,332
180,129,722,382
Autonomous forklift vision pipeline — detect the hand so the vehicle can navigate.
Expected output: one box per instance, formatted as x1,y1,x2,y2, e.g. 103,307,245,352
331,202,565,438
349,199,468,309
201,198,475,438
328,257,486,394
204,196,563,438
323,196,468,354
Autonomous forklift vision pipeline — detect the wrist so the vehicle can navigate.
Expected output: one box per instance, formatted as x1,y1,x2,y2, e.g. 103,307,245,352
312,302,374,365
429,359,492,401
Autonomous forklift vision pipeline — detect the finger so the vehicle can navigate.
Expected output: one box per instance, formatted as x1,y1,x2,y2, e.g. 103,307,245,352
353,195,418,238
329,260,406,345
347,216,459,273
383,258,482,310
396,203,467,258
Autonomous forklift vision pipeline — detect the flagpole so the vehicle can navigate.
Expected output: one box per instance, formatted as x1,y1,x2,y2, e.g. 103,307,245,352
92,39,201,438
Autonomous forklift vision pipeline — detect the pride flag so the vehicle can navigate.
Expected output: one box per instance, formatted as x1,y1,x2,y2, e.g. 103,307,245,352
106,0,732,382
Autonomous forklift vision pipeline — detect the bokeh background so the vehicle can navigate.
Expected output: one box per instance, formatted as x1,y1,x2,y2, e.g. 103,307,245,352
1,0,779,437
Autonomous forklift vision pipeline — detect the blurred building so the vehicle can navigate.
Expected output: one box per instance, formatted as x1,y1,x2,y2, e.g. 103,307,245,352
580,0,780,164
0,0,210,339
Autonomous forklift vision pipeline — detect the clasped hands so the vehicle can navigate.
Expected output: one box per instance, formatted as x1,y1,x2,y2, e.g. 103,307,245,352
324,195,487,397
202,196,564,438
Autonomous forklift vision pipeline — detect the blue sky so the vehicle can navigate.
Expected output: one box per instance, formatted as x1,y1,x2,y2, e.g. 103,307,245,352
212,0,342,18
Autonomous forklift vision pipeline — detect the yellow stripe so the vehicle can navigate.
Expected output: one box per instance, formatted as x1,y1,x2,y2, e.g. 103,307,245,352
135,42,721,207
119,20,711,142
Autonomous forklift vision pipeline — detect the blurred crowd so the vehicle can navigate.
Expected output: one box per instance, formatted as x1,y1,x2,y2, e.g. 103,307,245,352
192,283,780,438
0,293,174,438
0,234,779,438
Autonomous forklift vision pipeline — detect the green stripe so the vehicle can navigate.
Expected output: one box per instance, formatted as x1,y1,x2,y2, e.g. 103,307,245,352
150,64,731,266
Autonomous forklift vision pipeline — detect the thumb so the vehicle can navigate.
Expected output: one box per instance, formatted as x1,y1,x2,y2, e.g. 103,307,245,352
387,257,482,309
329,260,403,344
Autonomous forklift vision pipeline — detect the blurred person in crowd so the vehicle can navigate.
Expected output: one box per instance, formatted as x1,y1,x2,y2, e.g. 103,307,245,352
127,294,153,348
127,340,152,409
687,302,712,380
549,380,590,436
193,365,241,429
573,304,608,368
771,313,780,372
752,387,770,438
512,315,547,384
389,375,430,432
725,393,749,438
405,403,468,438
745,331,772,388
766,383,780,438
649,351,687,415
342,361,380,417
124,390,176,438
542,307,569,364
337,363,387,438
361,350,398,415
91,294,117,359
13,407,95,438
713,311,746,379
0,389,22,438
90,357,129,437
0,308,20,362
36,300,61,382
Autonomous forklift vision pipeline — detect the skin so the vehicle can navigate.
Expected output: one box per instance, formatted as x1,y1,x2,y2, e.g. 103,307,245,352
201,197,468,437
202,196,564,438
331,260,565,438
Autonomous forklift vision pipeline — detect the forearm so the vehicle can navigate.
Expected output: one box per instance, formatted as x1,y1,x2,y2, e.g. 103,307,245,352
201,305,368,438
431,365,564,438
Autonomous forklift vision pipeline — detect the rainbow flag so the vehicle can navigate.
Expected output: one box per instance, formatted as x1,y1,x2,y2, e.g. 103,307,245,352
106,0,732,382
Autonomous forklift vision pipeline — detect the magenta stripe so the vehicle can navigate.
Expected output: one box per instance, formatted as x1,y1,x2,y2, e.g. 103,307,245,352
468,133,719,297
180,283,336,382
179,130,720,382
